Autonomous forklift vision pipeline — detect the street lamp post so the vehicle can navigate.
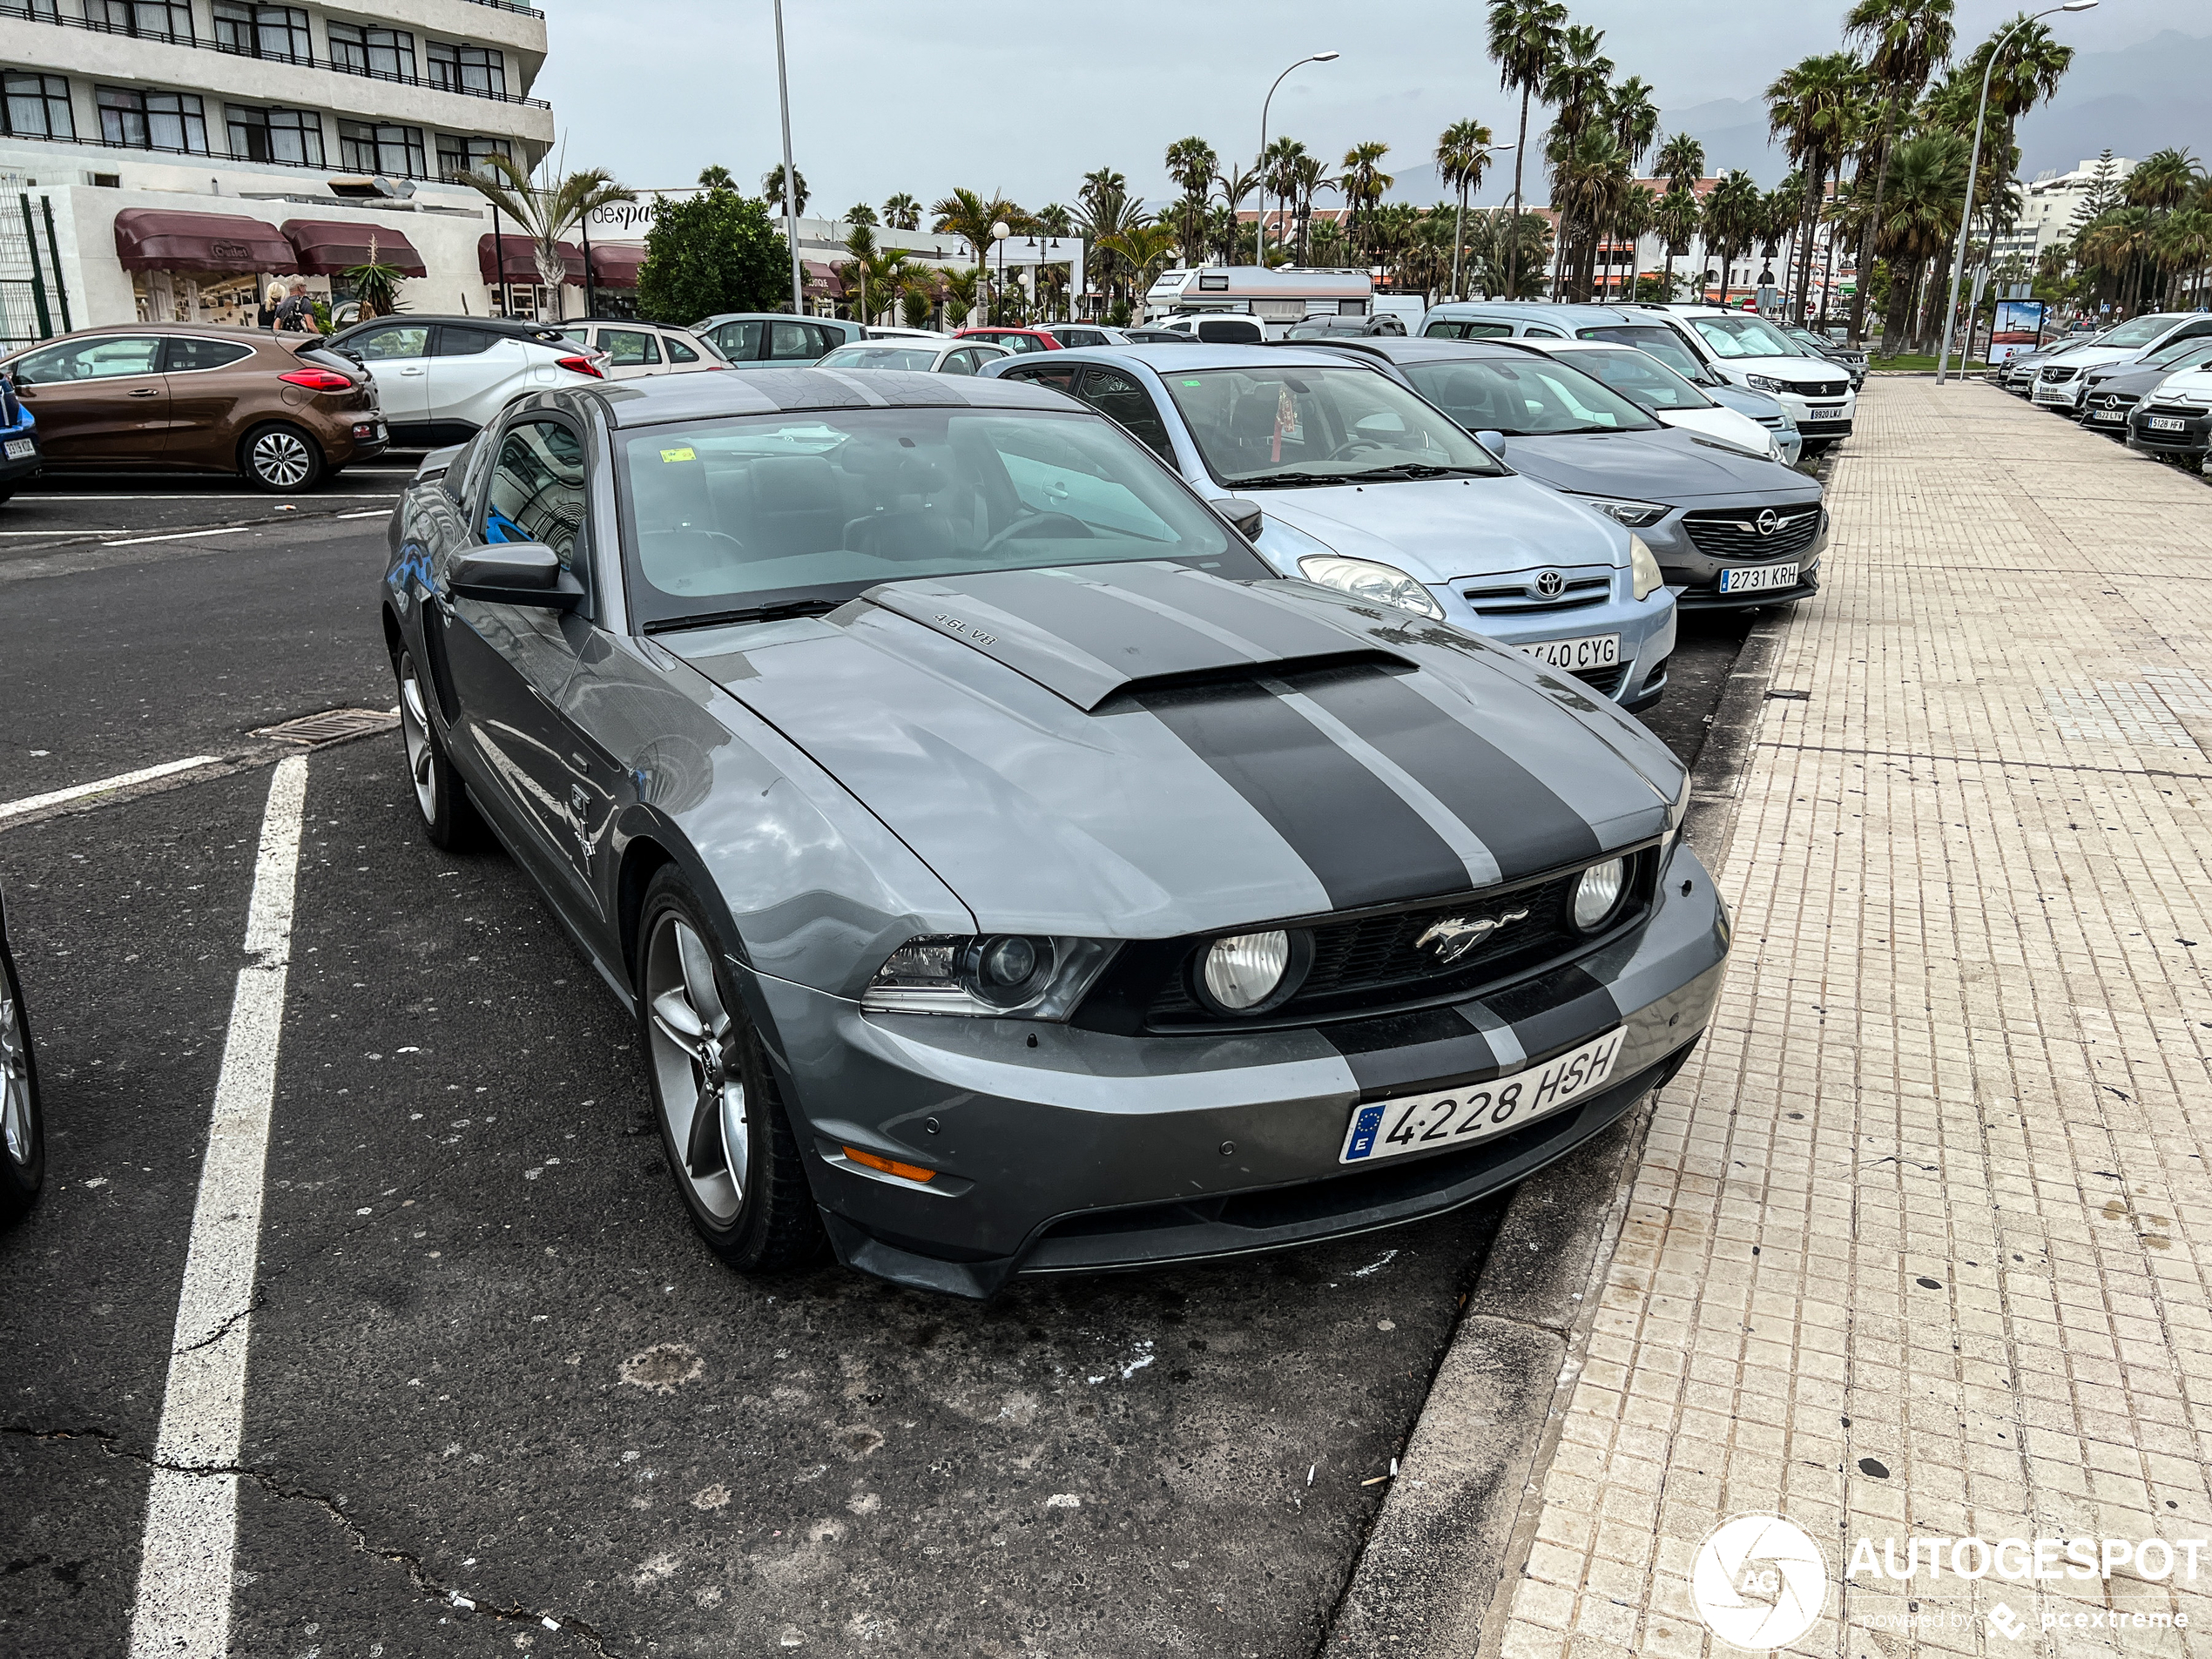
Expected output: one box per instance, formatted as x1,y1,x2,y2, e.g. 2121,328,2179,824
1451,142,1514,301
991,219,1009,324
1936,0,2097,384
1258,51,1338,269
772,0,804,316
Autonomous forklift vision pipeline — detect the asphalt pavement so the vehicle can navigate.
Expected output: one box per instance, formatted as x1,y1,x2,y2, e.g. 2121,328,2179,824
0,469,1766,1657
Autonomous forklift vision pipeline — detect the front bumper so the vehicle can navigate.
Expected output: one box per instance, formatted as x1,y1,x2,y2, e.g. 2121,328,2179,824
751,841,1730,1298
1435,578,1676,706
2128,407,2212,459
2032,376,2083,410
2081,395,2138,434
1642,503,1827,610
1770,388,1855,435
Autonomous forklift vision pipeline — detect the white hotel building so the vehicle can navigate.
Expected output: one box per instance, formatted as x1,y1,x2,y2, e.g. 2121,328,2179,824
0,0,563,338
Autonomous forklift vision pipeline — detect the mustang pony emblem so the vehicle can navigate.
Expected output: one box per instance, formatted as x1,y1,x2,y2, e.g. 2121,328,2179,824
1416,907,1531,965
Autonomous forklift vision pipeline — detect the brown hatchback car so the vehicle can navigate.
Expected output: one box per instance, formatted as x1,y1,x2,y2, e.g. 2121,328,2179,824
0,324,385,492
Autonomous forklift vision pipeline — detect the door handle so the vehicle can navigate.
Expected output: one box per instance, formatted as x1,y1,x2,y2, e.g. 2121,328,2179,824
399,367,426,376
128,387,159,398
568,784,590,818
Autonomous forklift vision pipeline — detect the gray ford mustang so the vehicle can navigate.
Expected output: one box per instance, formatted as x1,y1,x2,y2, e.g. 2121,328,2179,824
379,368,1730,1298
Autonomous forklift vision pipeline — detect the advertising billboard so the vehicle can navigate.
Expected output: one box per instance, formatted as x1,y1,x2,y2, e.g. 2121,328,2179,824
1989,300,2047,364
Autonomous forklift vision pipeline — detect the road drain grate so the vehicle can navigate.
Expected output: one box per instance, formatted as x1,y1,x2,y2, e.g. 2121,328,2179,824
254,707,399,746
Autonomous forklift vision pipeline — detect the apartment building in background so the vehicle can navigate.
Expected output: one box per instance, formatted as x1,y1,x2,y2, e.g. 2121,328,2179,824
1990,155,2137,273
0,0,574,335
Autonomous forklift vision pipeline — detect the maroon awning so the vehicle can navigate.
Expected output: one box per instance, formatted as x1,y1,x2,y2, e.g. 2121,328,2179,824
112,209,296,274
477,233,584,286
586,243,647,288
802,258,844,297
281,219,428,278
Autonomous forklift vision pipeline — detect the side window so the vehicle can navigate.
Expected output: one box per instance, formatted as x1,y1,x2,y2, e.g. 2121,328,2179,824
1423,321,1467,339
664,334,699,364
1008,362,1077,394
765,320,821,361
11,335,162,381
1076,365,1174,462
711,320,762,361
1524,327,1565,340
438,432,479,502
809,323,846,356
436,326,497,357
349,323,432,361
484,420,588,584
162,337,257,374
600,328,661,367
940,348,978,376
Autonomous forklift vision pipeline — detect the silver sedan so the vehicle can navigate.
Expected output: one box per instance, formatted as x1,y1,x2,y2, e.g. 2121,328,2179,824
818,340,1010,376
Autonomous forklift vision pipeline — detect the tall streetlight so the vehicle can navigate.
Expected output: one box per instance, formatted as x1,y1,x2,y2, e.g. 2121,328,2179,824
1936,0,2097,384
1258,51,1339,269
772,0,804,316
1451,142,1514,301
991,219,1010,324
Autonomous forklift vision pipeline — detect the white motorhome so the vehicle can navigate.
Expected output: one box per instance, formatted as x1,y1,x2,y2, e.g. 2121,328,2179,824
1143,266,1374,338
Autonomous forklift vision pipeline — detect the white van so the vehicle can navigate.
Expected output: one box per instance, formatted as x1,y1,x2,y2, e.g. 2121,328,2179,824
1143,266,1373,339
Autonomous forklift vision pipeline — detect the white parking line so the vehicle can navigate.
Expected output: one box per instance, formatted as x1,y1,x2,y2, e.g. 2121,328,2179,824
101,526,256,547
336,509,392,518
127,755,307,1659
0,755,222,820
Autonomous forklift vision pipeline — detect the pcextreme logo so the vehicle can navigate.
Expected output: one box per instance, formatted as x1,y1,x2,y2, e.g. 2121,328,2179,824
1691,1514,1830,1650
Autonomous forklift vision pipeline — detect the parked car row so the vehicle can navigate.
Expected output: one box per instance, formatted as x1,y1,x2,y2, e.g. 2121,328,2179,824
2002,311,2212,467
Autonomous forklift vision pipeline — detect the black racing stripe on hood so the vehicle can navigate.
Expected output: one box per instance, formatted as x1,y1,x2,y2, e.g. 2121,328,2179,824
1301,668,1603,880
1483,963,1622,1066
1141,682,1468,911
1095,561,1362,660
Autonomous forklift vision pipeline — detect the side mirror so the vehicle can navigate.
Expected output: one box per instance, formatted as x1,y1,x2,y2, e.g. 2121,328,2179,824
450,542,584,610
1474,429,1508,456
1215,497,1264,541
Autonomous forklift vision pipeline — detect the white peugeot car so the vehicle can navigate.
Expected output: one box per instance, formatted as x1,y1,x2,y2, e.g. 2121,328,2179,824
325,315,611,448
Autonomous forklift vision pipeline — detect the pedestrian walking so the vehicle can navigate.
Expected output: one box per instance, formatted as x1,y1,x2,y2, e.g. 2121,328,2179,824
272,279,323,339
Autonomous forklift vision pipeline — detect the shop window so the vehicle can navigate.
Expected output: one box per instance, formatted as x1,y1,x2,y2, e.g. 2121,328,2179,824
338,119,427,179
86,0,192,41
427,41,506,98
327,22,415,81
226,104,323,166
2,71,73,140
213,2,311,64
435,133,509,181
97,86,209,154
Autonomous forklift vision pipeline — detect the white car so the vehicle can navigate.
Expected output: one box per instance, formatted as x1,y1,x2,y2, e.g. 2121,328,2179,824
1631,306,1856,450
861,326,949,342
818,340,1011,374
557,319,729,381
327,315,610,447
1514,337,1787,461
2032,312,2212,414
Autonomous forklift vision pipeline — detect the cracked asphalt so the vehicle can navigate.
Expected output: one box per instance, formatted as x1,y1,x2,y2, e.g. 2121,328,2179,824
0,488,1762,1657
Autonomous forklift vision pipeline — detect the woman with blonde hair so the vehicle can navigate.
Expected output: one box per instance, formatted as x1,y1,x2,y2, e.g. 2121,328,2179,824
259,281,285,330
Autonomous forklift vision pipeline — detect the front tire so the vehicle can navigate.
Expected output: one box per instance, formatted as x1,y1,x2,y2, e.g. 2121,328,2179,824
0,931,45,1227
636,868,822,1274
394,645,487,850
240,421,325,493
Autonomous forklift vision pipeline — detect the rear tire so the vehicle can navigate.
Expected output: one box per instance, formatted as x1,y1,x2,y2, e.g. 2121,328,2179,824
394,645,487,851
635,867,823,1275
240,421,325,493
0,931,44,1228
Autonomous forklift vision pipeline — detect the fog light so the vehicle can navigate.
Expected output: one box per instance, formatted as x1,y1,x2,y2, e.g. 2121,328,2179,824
1573,858,1628,930
1200,930,1303,1013
842,1145,936,1184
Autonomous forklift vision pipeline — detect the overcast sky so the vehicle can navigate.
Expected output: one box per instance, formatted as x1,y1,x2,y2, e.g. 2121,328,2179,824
537,0,2196,211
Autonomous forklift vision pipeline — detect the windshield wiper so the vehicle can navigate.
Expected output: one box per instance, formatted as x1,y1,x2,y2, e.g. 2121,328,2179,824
643,597,844,635
1348,462,1501,481
1230,470,1355,489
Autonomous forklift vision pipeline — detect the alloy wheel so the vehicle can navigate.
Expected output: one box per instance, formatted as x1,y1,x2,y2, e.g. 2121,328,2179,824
252,428,314,489
1,973,30,1167
644,913,749,1224
396,651,438,823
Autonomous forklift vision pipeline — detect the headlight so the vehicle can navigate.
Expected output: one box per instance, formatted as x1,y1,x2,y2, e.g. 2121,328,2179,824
1575,493,1670,529
1297,554,1444,619
1629,534,1663,602
1194,928,1312,1016
1745,374,1787,395
1572,858,1628,931
862,933,1116,1019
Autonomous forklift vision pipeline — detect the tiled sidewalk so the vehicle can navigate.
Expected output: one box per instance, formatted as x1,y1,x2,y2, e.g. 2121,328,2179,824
1495,383,2212,1659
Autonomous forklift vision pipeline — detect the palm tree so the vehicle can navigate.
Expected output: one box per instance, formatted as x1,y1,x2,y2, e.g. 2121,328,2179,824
931,187,996,268
1262,136,1308,266
697,165,735,192
454,157,634,320
1702,169,1762,306
1549,126,1630,300
1655,175,1702,300
940,266,979,329
1034,203,1075,238
1541,24,1615,296
1464,206,1553,298
1080,168,1128,223
843,203,878,228
1769,51,1867,316
2152,204,2212,309
1437,118,1499,299
1164,136,1218,265
1656,132,1705,190
1871,131,1968,349
1285,154,1332,264
1602,77,1658,299
881,192,921,231
1844,0,1956,341
2127,147,2200,213
1487,0,1568,301
1338,142,1393,266
762,165,808,217
1100,223,1183,316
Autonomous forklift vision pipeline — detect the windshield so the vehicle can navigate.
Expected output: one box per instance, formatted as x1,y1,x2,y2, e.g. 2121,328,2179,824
1398,355,1659,436
1685,314,1805,359
618,406,1266,626
2098,314,2189,349
1159,365,1506,486
1557,346,1716,411
1575,323,1706,382
2141,339,2212,374
819,346,937,370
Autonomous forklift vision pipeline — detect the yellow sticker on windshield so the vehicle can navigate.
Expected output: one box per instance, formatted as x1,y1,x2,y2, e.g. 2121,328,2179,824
660,446,697,462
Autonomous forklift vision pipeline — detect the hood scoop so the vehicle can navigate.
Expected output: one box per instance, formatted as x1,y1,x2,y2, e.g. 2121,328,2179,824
859,561,1409,711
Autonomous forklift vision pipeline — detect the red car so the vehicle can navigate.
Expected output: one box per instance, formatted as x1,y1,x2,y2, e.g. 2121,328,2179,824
954,327,1062,355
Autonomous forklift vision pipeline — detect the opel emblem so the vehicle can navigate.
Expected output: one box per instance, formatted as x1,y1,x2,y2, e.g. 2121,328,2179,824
1756,509,1779,537
1416,907,1530,965
1534,570,1564,598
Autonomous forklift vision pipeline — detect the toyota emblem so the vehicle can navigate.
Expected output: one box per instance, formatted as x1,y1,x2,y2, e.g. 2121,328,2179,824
1755,509,1779,537
1534,570,1565,597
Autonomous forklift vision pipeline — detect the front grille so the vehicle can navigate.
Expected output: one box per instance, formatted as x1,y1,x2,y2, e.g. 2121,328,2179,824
2040,366,2080,382
1681,504,1822,560
1794,378,1849,399
1074,849,1658,1035
1572,663,1629,698
1463,576,1611,613
2087,392,2138,415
